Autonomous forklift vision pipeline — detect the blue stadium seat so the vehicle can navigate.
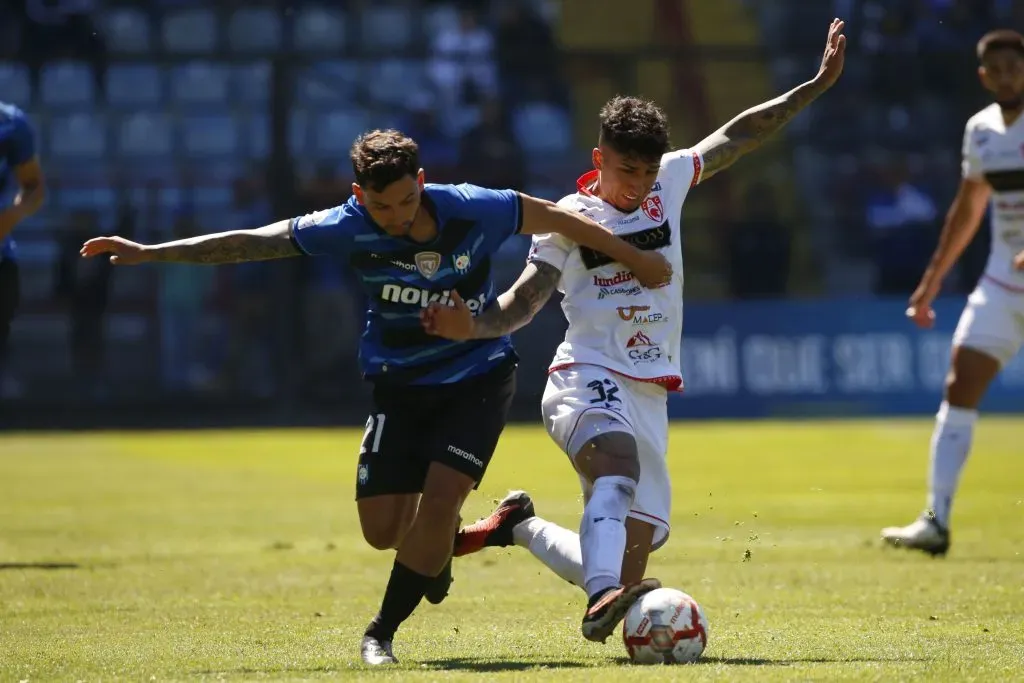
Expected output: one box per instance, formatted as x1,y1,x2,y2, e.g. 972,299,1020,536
117,111,174,157
512,103,572,156
292,7,347,52
48,112,108,159
180,112,240,158
57,187,118,212
245,114,269,159
102,8,152,53
365,60,425,106
295,61,361,104
0,63,32,107
360,5,413,52
106,64,163,107
288,109,310,158
227,8,282,53
170,63,230,105
192,184,234,208
312,108,371,158
422,4,460,41
233,62,271,104
162,9,219,54
40,62,95,107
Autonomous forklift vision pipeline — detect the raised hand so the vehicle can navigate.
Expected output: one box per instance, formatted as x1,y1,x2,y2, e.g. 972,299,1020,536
815,18,847,89
80,236,152,265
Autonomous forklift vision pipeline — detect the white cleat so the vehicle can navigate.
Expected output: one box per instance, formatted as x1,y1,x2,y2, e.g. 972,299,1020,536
360,635,398,665
881,514,950,557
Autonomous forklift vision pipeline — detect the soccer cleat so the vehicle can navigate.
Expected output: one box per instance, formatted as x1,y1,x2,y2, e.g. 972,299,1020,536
581,578,662,643
453,490,535,557
424,557,453,605
360,635,398,665
881,513,950,557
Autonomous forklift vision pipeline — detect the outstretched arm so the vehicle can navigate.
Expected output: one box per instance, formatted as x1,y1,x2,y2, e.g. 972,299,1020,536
421,261,562,341
81,220,301,265
695,19,846,182
472,261,562,338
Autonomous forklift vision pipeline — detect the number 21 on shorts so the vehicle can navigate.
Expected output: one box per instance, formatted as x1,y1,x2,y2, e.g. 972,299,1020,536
361,413,386,454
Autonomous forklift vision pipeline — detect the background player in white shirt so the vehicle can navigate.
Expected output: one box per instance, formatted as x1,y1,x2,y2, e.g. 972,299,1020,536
883,30,1024,556
423,20,846,644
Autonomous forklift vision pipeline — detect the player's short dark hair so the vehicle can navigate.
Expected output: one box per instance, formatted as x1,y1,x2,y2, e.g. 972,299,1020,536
977,29,1024,61
350,129,420,192
598,96,671,163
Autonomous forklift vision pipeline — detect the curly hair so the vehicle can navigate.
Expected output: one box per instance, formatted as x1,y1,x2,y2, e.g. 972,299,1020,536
598,96,671,163
977,29,1024,61
350,129,420,192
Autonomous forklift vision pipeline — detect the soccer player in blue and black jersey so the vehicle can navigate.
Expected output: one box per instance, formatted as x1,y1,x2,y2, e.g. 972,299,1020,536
81,129,672,664
0,102,46,395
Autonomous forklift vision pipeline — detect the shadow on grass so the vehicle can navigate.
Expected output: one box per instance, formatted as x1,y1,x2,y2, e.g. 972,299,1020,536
420,658,589,672
699,656,929,666
0,562,81,571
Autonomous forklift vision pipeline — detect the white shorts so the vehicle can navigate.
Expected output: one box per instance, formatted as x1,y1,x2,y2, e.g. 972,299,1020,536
952,277,1024,366
541,364,671,548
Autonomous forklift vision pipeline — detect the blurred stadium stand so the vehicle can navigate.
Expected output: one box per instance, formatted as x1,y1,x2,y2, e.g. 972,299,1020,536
0,0,1017,427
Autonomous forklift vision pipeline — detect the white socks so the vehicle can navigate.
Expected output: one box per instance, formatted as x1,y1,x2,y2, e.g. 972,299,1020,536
927,401,977,528
579,475,637,599
513,516,585,588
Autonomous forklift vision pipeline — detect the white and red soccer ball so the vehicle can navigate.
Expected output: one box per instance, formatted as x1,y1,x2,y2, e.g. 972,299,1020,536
622,588,708,665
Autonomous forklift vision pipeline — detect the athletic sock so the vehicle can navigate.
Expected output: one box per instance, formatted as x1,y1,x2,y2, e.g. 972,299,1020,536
579,475,636,600
513,516,585,589
926,401,977,528
364,560,431,642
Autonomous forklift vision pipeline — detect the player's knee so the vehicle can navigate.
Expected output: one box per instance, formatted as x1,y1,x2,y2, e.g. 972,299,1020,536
360,520,405,550
357,499,416,550
416,489,463,525
575,433,640,483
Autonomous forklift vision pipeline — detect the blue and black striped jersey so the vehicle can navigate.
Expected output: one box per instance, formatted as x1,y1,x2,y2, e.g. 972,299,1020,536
290,183,523,385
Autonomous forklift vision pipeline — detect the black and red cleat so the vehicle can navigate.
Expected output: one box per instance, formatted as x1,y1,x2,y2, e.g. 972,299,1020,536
582,578,662,643
454,490,535,557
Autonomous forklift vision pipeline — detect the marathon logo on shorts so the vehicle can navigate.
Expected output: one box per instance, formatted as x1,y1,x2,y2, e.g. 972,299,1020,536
447,445,484,469
579,223,671,269
381,284,487,311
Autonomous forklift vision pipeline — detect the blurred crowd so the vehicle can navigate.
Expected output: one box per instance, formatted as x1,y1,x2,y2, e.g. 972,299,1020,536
0,0,1008,403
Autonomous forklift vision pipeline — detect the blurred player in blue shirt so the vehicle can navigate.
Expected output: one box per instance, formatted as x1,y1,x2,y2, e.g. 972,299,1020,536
0,103,46,395
81,129,671,664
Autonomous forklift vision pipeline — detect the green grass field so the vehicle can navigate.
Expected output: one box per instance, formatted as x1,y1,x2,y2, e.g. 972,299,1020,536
1,420,1022,681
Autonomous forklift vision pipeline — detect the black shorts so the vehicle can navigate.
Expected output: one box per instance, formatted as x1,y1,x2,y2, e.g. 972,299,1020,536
0,259,19,360
355,358,516,499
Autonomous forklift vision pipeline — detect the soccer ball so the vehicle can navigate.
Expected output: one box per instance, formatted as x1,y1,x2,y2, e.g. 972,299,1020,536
622,588,708,664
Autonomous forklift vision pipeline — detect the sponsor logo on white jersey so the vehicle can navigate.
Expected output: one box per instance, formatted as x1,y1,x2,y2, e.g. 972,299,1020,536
593,271,635,287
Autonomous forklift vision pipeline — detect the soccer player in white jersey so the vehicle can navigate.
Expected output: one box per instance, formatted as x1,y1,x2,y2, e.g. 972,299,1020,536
882,30,1024,557
421,20,847,644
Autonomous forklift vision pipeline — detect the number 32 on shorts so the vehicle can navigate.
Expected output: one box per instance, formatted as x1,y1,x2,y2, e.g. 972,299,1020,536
587,378,622,410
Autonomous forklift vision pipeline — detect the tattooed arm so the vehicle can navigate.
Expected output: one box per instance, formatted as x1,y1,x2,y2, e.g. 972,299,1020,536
80,220,301,265
694,19,846,182
421,261,562,341
472,261,562,338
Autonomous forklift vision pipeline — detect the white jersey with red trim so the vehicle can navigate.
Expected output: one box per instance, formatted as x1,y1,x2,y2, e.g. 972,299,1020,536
528,149,703,389
963,103,1024,292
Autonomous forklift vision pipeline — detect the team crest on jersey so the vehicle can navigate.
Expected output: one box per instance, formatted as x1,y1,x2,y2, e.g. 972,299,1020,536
358,464,369,485
452,251,471,275
415,251,442,279
641,196,664,222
